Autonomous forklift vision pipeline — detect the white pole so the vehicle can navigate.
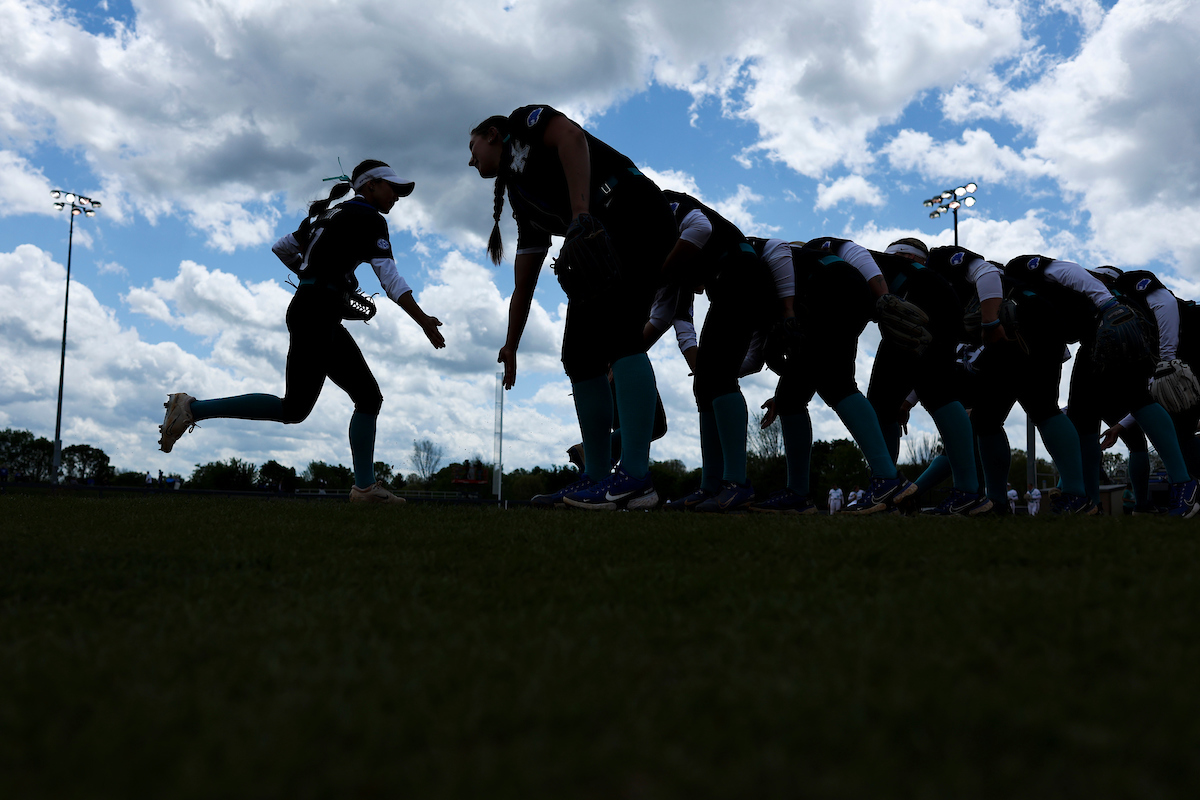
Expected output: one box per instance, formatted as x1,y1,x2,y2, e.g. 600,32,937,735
493,372,504,503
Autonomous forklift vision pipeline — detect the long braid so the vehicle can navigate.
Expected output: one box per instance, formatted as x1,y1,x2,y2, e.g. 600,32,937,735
488,168,508,265
473,115,512,266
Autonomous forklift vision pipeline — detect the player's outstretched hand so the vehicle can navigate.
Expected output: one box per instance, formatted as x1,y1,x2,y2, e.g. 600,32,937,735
422,316,445,349
498,344,518,389
760,397,778,429
1100,424,1123,450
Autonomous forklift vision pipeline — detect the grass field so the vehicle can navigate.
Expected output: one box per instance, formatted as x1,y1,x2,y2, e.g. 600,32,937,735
3,494,1200,799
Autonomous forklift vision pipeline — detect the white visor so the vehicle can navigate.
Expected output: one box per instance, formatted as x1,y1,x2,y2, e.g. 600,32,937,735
886,243,927,260
353,165,415,196
1089,266,1122,282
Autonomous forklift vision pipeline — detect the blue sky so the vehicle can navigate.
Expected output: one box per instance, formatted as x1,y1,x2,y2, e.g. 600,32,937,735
3,0,1197,480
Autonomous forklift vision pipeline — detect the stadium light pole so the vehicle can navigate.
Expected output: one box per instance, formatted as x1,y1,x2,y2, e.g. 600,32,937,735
49,189,101,483
922,182,978,246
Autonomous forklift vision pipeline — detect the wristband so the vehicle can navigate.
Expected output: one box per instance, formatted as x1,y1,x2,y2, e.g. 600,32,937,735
981,318,1001,329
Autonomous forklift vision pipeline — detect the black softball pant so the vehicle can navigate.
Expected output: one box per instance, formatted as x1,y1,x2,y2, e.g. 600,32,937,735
693,249,775,410
280,286,382,421
867,270,963,423
560,176,678,381
775,264,873,414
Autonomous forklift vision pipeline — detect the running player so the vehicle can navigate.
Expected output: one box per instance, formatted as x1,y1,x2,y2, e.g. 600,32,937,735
157,160,445,503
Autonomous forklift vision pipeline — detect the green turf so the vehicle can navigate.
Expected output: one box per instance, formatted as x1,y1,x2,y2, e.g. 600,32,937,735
2,495,1199,799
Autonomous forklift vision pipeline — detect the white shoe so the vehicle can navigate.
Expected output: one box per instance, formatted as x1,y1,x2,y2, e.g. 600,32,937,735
159,393,197,453
350,482,406,504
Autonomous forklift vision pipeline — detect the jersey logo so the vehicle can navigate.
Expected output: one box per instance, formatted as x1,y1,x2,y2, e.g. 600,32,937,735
510,141,531,173
1027,256,1040,270
950,251,965,265
377,238,390,252
1137,278,1152,291
669,202,680,213
527,107,543,127
820,241,832,250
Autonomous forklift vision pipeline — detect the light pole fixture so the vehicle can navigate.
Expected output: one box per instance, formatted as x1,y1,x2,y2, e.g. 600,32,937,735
49,189,102,482
923,182,978,246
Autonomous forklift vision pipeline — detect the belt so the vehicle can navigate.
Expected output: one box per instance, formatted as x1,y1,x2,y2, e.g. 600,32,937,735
596,167,645,205
298,277,343,292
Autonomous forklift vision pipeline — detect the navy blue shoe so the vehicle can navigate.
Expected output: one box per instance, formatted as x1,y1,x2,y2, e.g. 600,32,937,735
695,482,755,513
1052,493,1098,515
1168,479,1200,518
664,487,716,511
852,476,917,514
531,474,594,508
748,489,817,515
562,467,659,511
922,489,994,517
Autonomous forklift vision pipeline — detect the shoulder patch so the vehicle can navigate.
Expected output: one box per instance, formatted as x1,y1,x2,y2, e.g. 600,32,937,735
950,251,965,266
527,107,543,127
820,240,832,250
377,238,390,252
1137,278,1152,291
669,202,680,214
1027,256,1040,270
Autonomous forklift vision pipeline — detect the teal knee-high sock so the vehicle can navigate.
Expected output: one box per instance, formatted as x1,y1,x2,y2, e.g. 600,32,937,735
1129,450,1150,507
349,412,377,488
1072,418,1103,503
609,428,623,466
835,393,897,479
191,394,284,422
915,454,952,495
780,412,812,496
572,375,613,479
930,401,979,493
610,354,657,479
1037,413,1086,497
699,411,724,492
712,392,749,484
976,432,1012,509
1132,404,1191,483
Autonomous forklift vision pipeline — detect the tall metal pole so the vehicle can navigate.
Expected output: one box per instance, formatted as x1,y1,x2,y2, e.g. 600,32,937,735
493,371,504,503
51,211,75,482
952,205,959,247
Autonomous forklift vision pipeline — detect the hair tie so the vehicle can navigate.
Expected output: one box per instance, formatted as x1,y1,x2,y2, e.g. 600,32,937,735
322,157,350,183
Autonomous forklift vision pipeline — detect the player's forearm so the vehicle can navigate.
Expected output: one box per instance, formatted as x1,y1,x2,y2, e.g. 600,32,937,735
505,253,543,348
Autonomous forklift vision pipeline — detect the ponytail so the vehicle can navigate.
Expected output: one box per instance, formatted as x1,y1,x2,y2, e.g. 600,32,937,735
308,182,352,218
472,116,512,266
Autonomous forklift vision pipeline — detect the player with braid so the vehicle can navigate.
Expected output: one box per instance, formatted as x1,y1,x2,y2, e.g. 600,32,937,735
157,160,445,503
468,106,677,510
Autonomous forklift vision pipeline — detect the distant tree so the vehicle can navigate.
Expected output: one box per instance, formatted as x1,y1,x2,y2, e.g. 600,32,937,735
749,411,783,460
189,458,258,491
112,470,148,487
409,438,445,488
812,439,869,504
373,461,395,486
904,433,942,470
303,461,355,492
258,460,299,492
61,444,113,483
0,428,55,482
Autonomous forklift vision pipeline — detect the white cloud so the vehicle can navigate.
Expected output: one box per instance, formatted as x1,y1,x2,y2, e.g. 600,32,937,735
1,243,579,474
815,175,885,211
